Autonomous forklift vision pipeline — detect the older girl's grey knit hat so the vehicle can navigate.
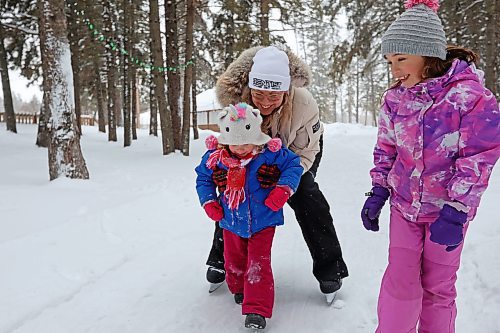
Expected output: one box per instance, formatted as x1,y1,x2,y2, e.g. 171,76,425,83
381,0,446,60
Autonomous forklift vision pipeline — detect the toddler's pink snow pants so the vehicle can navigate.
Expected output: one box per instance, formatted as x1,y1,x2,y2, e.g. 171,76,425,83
376,207,468,333
223,227,275,318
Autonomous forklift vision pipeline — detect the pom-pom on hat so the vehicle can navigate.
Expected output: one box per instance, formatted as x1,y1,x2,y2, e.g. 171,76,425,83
381,0,447,60
248,46,291,92
217,102,271,146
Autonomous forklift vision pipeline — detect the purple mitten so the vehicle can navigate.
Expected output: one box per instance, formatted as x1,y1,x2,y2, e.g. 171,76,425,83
361,186,390,232
429,204,468,252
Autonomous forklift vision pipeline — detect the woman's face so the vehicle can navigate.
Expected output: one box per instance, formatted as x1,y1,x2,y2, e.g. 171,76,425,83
385,53,426,88
250,89,286,116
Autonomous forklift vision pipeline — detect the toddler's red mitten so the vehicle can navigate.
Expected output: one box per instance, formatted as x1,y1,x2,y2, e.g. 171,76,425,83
264,186,291,212
204,201,224,221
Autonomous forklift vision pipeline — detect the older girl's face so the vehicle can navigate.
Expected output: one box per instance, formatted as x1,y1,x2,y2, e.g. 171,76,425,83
385,53,426,88
250,89,286,116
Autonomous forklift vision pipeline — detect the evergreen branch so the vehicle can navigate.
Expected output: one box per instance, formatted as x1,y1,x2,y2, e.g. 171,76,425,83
0,21,38,35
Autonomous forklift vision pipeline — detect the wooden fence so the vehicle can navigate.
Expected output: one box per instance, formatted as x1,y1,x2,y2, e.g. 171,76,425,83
195,109,220,132
0,111,221,130
0,113,96,126
80,115,95,126
0,112,38,124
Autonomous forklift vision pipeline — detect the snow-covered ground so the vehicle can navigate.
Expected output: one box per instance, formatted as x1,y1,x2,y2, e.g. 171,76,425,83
1,123,499,333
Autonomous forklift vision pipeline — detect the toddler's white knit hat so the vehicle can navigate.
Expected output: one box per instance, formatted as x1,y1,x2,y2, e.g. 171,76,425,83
217,103,271,145
381,0,447,60
248,46,291,91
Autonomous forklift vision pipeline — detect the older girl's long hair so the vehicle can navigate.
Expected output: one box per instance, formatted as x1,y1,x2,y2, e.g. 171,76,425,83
422,45,479,79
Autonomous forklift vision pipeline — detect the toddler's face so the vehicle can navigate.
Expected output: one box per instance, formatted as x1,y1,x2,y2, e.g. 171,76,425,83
385,53,425,88
229,144,256,158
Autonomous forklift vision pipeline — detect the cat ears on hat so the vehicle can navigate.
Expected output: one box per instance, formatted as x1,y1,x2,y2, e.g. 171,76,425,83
218,103,260,122
216,102,272,147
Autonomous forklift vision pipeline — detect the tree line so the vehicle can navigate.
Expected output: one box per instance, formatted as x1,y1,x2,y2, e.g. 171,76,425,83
0,0,498,179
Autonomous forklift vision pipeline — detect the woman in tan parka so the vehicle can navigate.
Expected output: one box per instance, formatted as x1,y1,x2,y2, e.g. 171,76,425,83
205,46,349,302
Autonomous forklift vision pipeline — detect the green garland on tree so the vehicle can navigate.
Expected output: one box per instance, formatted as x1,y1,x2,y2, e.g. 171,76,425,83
74,9,194,73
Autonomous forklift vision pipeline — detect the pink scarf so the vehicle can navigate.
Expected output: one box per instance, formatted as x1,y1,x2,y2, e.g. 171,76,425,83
206,149,255,209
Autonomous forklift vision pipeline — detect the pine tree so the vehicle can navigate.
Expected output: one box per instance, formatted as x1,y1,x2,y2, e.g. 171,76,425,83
165,0,182,150
103,0,118,141
0,0,38,133
150,0,174,154
0,22,16,132
121,0,131,147
66,0,83,134
300,0,339,122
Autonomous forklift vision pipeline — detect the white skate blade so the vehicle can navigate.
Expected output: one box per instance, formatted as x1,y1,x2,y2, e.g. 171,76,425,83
246,327,265,333
325,291,337,305
208,282,224,293
245,323,265,331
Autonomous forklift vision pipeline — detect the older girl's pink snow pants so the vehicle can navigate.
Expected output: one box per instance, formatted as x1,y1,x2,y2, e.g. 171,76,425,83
223,227,275,318
376,207,468,333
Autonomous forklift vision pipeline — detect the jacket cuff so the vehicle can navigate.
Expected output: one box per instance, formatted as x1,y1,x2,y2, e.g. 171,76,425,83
202,199,217,208
276,184,293,196
446,201,470,213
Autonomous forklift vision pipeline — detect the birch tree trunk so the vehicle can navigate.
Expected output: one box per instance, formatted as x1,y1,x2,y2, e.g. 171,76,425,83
39,0,89,180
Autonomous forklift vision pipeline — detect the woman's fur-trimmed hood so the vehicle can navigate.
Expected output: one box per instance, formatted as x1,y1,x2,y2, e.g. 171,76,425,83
216,46,312,106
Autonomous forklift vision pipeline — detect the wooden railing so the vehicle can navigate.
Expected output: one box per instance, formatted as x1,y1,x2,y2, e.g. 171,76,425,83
80,115,95,126
0,111,221,130
194,109,221,132
0,112,38,124
0,113,96,126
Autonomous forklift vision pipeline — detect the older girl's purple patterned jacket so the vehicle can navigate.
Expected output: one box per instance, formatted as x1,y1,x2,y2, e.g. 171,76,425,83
371,60,500,222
